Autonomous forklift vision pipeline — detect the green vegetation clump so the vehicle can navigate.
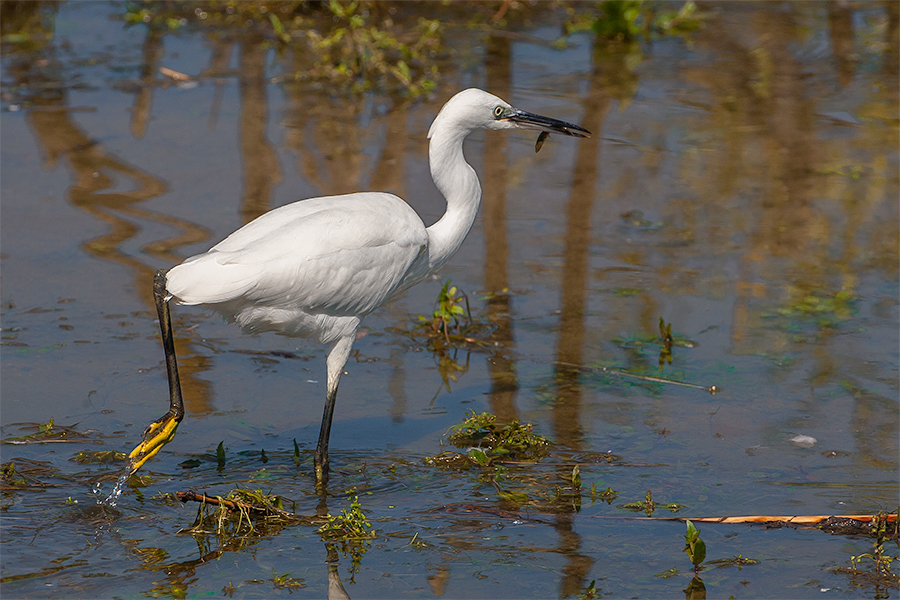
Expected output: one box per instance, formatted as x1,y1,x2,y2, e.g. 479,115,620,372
271,570,305,591
317,497,375,583
317,496,375,541
618,489,684,516
447,411,550,458
425,410,551,469
452,411,550,458
1,462,28,487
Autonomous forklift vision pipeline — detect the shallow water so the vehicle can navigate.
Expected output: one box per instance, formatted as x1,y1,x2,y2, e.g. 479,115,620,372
1,2,898,598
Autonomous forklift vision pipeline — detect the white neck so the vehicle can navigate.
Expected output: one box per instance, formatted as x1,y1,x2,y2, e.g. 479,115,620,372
425,124,482,273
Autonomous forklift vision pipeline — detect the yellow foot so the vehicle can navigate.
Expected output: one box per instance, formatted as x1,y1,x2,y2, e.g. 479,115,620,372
128,414,180,473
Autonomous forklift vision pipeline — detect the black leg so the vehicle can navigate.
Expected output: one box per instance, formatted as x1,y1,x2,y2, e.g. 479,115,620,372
314,385,338,488
128,270,185,473
314,333,355,489
155,269,185,422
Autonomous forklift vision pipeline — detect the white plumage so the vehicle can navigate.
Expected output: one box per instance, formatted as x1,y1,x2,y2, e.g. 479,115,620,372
167,193,426,342
128,88,590,483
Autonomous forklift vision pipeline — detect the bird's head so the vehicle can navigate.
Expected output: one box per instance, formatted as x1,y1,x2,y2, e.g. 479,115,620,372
428,88,590,146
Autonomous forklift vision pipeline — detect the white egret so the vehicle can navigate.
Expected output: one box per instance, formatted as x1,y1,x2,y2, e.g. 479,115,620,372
128,88,590,483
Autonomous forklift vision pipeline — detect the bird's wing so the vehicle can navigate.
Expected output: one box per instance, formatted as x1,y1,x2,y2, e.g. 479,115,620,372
167,193,427,317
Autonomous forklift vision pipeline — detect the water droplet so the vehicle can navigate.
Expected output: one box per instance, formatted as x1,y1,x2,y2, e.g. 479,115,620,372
93,472,129,507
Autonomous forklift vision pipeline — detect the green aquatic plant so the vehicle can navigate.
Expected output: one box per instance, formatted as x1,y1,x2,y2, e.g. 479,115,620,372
425,411,550,473
446,410,551,460
835,511,900,589
70,450,127,464
180,487,305,540
418,280,473,343
683,519,706,574
618,490,684,516
575,579,600,599
317,496,375,541
654,567,680,579
707,554,760,569
1,419,100,444
590,483,619,504
318,496,375,582
658,317,673,368
216,441,226,470
1,462,28,487
611,317,697,357
271,569,305,591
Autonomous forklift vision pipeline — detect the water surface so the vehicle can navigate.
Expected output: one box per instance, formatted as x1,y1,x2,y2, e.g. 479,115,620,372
1,2,898,598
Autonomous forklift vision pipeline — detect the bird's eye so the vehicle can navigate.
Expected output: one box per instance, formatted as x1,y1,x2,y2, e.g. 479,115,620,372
493,106,505,118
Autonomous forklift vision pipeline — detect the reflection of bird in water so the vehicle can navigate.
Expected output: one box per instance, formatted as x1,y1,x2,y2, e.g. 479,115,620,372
128,88,590,484
326,543,352,600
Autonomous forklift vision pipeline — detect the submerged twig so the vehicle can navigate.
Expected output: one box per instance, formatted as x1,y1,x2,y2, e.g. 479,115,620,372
680,514,897,525
584,513,897,535
176,490,241,512
555,361,720,394
605,368,720,394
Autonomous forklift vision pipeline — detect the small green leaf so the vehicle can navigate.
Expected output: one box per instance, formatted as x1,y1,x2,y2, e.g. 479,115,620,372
498,490,529,503
468,448,489,466
692,538,706,566
216,441,226,468
571,465,582,489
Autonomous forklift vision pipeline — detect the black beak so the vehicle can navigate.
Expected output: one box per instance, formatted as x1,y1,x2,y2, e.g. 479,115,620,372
505,109,591,138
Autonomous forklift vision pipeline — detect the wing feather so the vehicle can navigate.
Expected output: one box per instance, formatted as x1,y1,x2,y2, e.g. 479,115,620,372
166,193,427,318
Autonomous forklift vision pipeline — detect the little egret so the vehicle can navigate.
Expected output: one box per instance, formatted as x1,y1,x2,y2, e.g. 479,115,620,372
128,88,590,483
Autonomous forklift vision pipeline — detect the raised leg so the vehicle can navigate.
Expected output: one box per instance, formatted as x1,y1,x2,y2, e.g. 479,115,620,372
314,333,355,486
128,270,185,473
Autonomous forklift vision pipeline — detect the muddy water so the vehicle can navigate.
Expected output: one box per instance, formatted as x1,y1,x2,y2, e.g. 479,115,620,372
1,2,897,599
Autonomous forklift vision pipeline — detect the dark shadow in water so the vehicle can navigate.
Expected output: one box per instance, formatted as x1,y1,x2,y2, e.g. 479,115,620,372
887,2,899,86
202,36,235,131
828,2,856,88
239,34,282,223
553,38,625,451
482,33,519,425
131,25,163,139
549,31,641,600
283,54,365,198
15,21,216,416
